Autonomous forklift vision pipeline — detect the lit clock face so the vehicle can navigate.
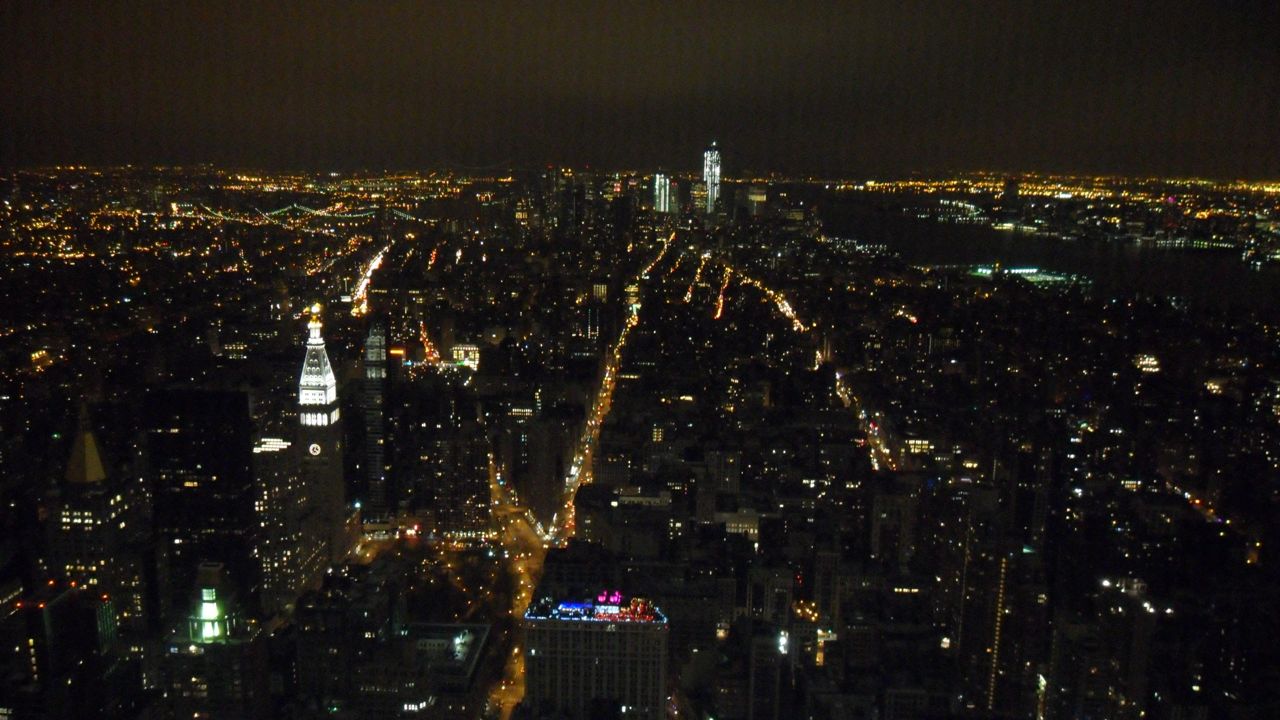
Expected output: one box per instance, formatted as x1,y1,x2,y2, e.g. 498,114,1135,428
308,443,322,456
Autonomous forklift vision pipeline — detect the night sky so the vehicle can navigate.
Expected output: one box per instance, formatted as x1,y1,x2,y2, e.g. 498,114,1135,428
2,1,1278,177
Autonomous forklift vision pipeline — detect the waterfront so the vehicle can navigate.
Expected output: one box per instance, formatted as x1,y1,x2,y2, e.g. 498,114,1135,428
822,196,1280,311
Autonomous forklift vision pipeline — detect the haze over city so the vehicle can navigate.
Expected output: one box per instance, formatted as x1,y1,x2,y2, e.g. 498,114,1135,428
3,1,1279,176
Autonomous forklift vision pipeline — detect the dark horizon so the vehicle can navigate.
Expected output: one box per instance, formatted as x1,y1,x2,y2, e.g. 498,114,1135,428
9,163,1280,185
4,1,1279,179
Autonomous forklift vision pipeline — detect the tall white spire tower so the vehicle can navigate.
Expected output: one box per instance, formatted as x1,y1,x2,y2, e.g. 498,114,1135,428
299,307,338,425
298,304,346,560
702,141,721,214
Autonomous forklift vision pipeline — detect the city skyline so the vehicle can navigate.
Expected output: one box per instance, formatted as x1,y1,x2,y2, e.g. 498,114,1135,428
3,4,1280,719
3,159,1279,720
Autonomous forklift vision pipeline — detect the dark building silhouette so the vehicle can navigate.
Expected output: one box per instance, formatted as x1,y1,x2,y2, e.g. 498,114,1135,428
0,581,133,720
147,389,257,621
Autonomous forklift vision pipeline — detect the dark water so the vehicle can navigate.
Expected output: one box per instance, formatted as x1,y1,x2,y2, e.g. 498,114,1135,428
820,198,1280,312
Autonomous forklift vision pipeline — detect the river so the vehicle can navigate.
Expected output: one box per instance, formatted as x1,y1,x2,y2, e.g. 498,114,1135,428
819,196,1280,312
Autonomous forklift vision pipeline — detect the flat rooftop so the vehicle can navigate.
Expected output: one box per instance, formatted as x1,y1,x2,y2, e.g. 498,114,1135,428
525,591,667,624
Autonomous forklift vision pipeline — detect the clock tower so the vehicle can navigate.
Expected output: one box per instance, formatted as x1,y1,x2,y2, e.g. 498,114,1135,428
298,305,346,560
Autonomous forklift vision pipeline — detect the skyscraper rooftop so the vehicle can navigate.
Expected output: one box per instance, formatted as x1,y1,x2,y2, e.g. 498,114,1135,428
525,590,666,624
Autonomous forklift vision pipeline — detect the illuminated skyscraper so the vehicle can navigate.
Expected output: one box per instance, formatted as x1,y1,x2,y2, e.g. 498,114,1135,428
702,142,721,213
163,562,269,720
524,592,668,719
362,320,388,515
48,406,146,634
653,173,672,214
254,436,325,618
298,305,347,560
